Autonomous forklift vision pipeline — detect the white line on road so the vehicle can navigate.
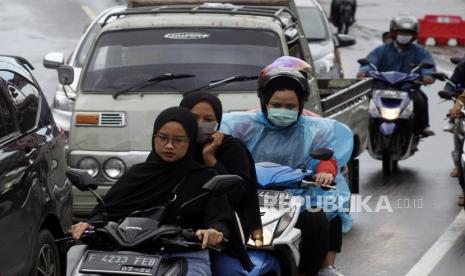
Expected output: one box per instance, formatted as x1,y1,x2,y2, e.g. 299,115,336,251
81,5,96,20
405,209,465,276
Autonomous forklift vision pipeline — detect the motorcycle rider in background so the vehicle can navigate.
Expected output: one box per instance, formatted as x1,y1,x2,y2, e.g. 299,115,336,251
221,56,354,276
445,58,465,205
357,15,436,138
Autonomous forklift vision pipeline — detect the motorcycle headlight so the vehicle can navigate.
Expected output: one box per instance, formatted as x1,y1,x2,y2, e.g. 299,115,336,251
274,208,296,237
369,100,379,117
314,53,336,75
399,101,414,119
380,108,401,120
103,158,126,180
257,219,276,247
77,157,100,178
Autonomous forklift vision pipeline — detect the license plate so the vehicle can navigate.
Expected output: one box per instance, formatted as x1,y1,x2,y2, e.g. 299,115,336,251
80,250,161,276
258,190,292,208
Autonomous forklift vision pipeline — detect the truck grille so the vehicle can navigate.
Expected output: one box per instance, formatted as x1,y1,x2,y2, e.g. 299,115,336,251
100,112,125,127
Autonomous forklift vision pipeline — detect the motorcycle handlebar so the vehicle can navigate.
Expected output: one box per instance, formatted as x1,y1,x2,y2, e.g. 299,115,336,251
301,176,336,190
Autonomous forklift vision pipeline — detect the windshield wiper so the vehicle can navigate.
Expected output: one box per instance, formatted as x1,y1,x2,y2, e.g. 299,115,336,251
184,75,258,95
113,73,195,99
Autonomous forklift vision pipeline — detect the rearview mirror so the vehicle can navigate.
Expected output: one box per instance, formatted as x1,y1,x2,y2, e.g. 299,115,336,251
450,57,464,65
438,90,454,100
43,52,64,69
66,169,98,191
58,65,74,85
202,175,244,196
431,72,449,81
357,58,371,66
419,63,434,69
334,34,356,48
310,148,334,161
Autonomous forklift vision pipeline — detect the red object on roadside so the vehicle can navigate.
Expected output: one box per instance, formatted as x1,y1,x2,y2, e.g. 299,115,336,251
418,15,465,46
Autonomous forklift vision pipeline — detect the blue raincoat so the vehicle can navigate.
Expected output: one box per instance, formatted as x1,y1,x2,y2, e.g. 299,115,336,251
221,111,353,232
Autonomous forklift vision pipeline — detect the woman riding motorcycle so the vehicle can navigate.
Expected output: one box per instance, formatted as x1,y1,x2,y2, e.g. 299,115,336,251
357,14,436,138
72,107,234,276
221,56,353,276
169,92,262,274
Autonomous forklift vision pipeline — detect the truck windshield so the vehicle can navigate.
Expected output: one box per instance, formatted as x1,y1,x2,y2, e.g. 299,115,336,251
81,28,283,92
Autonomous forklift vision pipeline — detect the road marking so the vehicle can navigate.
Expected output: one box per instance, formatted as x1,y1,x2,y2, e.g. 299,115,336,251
405,209,465,276
81,5,96,20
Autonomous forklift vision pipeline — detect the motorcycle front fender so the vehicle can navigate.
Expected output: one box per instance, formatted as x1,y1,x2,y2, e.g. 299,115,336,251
379,122,397,136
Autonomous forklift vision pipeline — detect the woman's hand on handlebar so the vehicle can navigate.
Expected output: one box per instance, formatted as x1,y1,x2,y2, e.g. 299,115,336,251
71,222,91,240
195,228,224,249
251,228,264,248
315,172,335,188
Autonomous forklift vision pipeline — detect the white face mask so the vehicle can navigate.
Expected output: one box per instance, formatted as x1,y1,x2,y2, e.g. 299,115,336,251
196,122,218,144
396,34,413,45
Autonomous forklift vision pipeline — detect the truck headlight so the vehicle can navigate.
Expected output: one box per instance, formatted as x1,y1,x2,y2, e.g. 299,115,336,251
77,157,100,177
314,53,336,75
380,108,401,120
103,158,126,180
52,89,73,111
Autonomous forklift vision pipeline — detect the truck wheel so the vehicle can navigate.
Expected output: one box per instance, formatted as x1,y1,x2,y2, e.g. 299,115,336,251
382,154,394,175
30,229,61,276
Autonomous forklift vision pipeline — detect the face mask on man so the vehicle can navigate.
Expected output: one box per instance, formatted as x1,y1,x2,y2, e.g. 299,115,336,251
396,34,413,45
267,108,299,128
196,121,218,143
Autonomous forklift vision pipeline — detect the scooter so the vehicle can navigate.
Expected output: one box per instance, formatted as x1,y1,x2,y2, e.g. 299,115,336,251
246,149,335,275
62,169,242,276
358,58,439,175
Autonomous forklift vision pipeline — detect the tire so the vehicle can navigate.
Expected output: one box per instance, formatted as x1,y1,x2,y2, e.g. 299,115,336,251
29,229,61,276
382,154,394,175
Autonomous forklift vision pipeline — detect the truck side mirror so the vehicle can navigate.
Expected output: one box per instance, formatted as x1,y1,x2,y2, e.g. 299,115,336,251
58,65,74,86
334,34,356,48
43,52,64,69
310,148,334,161
66,169,98,191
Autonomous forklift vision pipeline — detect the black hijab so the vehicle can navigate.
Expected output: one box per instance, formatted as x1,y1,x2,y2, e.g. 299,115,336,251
179,93,260,271
180,92,223,128
90,107,202,222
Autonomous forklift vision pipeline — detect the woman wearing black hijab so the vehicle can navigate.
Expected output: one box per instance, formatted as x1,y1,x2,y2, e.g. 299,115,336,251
178,92,262,274
72,107,232,276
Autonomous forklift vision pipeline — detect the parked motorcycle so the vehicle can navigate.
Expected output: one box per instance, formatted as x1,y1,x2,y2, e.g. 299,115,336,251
358,58,442,175
246,149,335,275
61,169,242,276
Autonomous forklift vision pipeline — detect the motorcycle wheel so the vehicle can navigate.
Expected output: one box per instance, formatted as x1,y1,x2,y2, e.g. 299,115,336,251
29,229,61,276
382,154,394,175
